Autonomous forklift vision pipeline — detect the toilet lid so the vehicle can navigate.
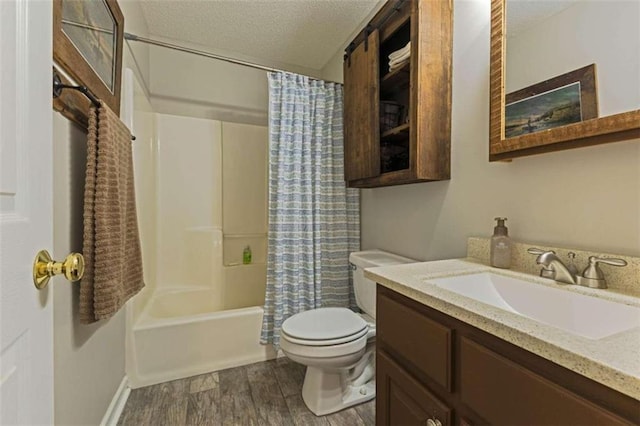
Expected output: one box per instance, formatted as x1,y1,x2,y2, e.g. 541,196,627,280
281,307,367,341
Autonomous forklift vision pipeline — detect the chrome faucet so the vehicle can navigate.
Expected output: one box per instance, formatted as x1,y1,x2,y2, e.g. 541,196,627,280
527,248,627,289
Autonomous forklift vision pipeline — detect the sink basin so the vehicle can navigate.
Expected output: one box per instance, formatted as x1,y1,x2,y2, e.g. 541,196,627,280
428,272,640,339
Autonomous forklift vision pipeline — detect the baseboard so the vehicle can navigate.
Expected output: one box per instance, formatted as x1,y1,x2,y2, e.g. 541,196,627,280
100,376,131,426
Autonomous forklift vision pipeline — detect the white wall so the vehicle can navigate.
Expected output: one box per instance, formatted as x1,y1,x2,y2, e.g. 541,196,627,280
52,4,151,424
321,0,640,260
146,37,325,125
53,115,127,425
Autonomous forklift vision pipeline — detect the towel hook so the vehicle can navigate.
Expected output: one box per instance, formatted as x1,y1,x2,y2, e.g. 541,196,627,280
53,70,100,108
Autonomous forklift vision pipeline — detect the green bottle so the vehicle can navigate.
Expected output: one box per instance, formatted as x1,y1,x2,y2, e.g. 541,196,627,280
243,246,252,264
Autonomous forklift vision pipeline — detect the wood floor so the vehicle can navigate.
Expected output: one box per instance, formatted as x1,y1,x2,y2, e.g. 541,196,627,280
118,358,375,426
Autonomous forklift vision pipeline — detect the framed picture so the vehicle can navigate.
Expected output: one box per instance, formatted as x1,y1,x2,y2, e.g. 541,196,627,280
53,0,124,126
504,64,598,138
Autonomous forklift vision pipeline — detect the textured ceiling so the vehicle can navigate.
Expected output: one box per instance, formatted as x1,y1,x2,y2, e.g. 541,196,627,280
138,0,382,70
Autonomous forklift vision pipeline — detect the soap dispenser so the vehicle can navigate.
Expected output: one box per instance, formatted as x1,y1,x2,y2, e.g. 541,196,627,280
490,217,512,269
243,245,252,265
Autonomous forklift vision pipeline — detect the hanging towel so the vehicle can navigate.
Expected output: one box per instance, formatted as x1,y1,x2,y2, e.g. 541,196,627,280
79,101,145,324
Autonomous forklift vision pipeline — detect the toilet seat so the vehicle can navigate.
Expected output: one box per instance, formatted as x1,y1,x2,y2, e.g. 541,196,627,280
281,326,368,346
280,330,368,360
281,307,367,341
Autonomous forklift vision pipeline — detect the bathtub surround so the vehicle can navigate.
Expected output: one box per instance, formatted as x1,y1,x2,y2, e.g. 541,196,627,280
123,72,276,388
261,72,360,347
80,102,145,323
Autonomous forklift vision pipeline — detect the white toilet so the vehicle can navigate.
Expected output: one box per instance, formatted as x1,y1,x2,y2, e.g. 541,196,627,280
279,249,415,416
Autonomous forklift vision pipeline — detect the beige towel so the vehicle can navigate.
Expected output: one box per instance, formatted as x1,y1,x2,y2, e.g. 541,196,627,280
79,101,145,324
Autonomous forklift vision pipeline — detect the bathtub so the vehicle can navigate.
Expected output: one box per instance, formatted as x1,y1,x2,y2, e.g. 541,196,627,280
126,288,276,388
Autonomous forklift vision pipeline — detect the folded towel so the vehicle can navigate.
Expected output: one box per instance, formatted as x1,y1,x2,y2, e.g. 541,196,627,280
388,42,411,61
389,50,411,67
389,54,410,72
389,58,410,72
79,101,145,324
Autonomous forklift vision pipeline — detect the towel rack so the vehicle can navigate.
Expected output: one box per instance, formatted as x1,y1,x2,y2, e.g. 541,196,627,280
53,70,136,141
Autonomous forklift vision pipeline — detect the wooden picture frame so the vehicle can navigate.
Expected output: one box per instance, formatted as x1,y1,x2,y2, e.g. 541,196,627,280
504,65,598,139
53,0,124,127
489,0,640,161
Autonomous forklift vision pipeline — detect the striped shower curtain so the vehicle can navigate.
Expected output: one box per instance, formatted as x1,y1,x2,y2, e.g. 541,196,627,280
260,72,360,348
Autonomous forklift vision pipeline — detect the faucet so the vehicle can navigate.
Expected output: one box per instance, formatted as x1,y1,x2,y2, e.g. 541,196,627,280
527,248,627,289
527,248,577,284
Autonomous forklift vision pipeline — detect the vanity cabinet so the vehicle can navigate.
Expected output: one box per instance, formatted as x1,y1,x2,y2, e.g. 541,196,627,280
376,286,640,425
343,0,452,188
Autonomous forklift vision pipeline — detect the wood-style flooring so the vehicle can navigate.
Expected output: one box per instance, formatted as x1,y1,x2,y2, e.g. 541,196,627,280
118,358,375,426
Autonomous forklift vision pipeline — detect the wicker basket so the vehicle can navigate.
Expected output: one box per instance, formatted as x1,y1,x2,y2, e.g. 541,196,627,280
380,101,404,132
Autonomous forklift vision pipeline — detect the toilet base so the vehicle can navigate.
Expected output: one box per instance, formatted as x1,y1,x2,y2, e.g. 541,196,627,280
301,350,375,416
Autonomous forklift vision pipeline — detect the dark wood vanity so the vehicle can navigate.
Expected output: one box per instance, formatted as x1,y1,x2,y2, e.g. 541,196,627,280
376,285,640,425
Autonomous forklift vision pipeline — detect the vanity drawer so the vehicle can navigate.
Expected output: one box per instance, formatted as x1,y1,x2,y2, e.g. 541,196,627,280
459,337,630,425
377,350,452,426
377,290,452,391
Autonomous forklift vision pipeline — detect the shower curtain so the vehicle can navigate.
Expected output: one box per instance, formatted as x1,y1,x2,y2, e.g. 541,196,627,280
260,72,360,347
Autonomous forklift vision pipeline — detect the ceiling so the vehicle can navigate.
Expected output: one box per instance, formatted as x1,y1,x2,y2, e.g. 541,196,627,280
137,0,383,71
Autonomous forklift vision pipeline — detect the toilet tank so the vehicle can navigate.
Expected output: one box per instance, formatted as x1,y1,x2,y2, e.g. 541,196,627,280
349,250,415,319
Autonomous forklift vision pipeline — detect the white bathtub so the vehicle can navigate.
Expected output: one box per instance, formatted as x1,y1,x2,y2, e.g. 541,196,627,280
126,288,276,388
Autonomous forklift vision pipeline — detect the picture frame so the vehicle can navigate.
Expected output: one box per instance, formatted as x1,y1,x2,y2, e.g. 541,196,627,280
504,64,598,139
53,0,124,127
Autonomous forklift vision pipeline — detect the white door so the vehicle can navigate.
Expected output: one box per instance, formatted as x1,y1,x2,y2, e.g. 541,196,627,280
0,0,54,424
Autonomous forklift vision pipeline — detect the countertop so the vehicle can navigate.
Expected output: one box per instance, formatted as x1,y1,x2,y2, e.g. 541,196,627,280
365,258,640,400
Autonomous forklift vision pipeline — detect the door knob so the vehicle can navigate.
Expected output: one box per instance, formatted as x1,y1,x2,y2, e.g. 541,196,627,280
32,250,85,289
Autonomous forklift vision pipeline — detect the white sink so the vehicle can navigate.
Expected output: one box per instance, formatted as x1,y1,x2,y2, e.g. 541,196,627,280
428,272,640,340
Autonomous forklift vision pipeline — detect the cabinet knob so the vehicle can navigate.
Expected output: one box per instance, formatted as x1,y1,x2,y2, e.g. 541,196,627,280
426,418,442,426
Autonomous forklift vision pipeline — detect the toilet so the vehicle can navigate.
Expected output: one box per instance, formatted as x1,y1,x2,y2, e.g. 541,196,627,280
279,249,415,416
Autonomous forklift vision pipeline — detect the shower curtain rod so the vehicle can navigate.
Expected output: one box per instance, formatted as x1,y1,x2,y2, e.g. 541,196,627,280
124,33,340,85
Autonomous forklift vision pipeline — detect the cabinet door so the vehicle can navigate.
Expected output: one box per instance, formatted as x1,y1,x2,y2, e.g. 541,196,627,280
377,351,452,426
343,29,380,181
460,337,630,425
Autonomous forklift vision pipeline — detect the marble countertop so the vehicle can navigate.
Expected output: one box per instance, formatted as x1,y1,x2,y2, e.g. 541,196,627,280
365,258,640,400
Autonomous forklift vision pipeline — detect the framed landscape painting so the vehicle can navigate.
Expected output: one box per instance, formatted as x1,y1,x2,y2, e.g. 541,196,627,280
505,65,598,138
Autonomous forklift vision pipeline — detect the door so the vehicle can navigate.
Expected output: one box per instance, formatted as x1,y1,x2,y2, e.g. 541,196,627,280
0,0,54,424
343,29,380,182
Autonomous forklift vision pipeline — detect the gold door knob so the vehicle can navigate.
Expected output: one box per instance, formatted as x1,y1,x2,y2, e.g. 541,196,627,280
32,250,85,289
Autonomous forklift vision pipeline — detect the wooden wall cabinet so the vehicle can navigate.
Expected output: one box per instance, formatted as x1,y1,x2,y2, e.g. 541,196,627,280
376,286,640,426
343,0,453,188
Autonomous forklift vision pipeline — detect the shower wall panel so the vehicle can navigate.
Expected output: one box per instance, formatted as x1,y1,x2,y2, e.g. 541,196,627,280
156,114,222,288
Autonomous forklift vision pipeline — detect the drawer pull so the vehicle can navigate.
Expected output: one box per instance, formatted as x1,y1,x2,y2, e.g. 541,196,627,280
426,418,442,426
